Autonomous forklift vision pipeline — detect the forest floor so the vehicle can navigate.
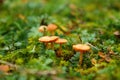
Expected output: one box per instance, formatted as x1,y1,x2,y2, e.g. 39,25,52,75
0,0,120,80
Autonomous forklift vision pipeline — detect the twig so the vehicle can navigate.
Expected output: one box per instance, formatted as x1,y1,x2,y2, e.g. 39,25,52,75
78,35,82,43
86,42,100,51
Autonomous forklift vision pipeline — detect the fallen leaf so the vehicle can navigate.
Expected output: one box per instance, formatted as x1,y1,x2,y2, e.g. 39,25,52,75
109,50,114,55
98,52,105,59
18,14,26,20
91,58,97,65
98,59,105,63
105,55,111,62
107,47,115,55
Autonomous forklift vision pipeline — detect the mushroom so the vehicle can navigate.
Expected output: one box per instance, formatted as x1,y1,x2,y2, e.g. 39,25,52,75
73,44,90,65
0,65,9,72
39,36,59,49
38,36,51,48
38,25,48,36
55,38,67,56
47,24,57,35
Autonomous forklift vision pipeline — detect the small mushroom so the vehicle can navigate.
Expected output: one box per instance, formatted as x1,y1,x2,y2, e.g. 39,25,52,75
39,36,59,49
73,44,90,65
38,25,48,35
55,38,67,56
0,65,9,72
47,24,57,35
38,36,51,48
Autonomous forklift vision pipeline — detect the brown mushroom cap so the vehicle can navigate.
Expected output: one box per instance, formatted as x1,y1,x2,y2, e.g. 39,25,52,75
38,36,51,43
47,24,57,31
38,25,47,32
39,36,59,43
49,36,59,42
73,44,90,52
55,38,67,44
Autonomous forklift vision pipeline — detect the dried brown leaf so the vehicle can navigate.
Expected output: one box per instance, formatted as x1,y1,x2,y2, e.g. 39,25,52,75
91,58,97,65
98,52,105,59
114,31,120,38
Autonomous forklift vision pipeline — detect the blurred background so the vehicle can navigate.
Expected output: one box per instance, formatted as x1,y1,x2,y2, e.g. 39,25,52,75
0,0,120,54
0,0,120,50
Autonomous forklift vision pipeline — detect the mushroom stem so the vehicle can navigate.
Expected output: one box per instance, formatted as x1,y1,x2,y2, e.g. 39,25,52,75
79,51,83,65
43,31,45,36
44,43,48,49
43,28,47,36
58,44,62,57
51,42,54,50
73,44,90,66
51,31,54,36
55,38,67,57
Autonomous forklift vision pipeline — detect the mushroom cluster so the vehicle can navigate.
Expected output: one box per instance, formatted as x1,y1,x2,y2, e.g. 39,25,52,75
39,36,68,56
37,23,115,67
38,23,68,57
38,23,92,66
